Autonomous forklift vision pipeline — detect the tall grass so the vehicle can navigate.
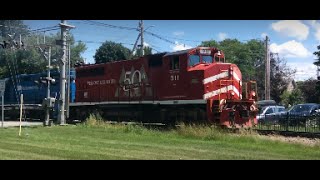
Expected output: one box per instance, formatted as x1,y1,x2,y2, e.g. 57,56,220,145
82,113,152,135
81,114,239,140
84,113,104,127
80,113,285,145
174,123,224,140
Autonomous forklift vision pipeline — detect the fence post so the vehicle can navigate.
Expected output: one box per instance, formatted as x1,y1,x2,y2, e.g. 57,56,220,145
286,112,289,132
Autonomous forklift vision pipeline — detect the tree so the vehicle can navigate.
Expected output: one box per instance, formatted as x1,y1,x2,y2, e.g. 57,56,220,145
0,20,28,40
143,46,153,55
0,21,87,78
297,78,320,103
94,41,131,64
269,53,296,103
313,45,320,103
313,45,320,66
280,89,304,108
134,46,153,58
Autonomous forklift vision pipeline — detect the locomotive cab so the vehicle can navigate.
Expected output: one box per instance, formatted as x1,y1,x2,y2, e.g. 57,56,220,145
162,47,258,128
188,47,226,67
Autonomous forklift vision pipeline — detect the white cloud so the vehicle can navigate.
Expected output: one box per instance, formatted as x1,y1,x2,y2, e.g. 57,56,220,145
171,41,192,51
218,33,228,41
143,42,150,47
287,62,317,81
316,31,320,41
271,20,309,40
307,20,320,41
261,32,268,39
173,31,185,36
270,40,311,58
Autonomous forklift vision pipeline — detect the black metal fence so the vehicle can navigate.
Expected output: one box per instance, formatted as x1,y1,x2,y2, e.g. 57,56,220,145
255,113,320,133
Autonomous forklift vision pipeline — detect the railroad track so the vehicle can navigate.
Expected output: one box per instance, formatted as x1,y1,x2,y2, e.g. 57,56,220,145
255,129,320,139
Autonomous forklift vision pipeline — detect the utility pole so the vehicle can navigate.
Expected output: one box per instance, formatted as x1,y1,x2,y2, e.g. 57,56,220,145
140,20,144,56
132,33,141,56
1,91,4,128
265,36,271,100
44,46,51,126
0,79,5,128
38,44,53,126
66,43,71,119
58,20,74,125
43,31,46,44
19,34,22,48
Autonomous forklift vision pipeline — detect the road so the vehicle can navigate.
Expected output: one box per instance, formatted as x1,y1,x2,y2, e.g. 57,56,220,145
1,121,43,128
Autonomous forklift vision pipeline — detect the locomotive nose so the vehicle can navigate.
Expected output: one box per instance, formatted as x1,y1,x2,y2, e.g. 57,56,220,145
203,64,242,100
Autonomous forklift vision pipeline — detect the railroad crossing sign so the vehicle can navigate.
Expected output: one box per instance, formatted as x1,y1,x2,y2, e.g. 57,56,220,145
0,80,5,95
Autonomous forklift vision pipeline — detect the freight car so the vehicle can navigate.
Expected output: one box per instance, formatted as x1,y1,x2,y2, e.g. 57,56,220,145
1,70,76,120
70,47,258,128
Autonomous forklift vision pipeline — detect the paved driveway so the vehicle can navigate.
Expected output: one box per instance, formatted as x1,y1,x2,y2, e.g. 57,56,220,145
1,121,43,128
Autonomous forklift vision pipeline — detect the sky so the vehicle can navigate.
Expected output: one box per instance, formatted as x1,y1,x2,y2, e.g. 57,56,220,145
23,20,320,81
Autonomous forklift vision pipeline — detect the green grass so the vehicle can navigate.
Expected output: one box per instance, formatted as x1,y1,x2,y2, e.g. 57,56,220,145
0,122,320,159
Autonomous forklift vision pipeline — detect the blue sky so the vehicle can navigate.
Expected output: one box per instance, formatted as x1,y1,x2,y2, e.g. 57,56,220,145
24,20,320,81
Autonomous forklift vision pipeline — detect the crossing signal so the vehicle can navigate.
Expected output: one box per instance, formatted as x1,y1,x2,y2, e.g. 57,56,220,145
35,77,56,85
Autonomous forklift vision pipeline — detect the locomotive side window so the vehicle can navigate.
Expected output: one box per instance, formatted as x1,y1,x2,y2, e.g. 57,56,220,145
170,56,180,70
188,55,200,66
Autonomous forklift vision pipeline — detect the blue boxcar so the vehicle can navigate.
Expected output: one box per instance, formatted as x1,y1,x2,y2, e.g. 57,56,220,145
1,69,76,120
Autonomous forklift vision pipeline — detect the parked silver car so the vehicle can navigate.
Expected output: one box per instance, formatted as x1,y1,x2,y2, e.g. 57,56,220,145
257,105,286,122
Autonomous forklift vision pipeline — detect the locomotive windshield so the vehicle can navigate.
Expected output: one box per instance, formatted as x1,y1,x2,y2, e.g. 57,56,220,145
202,55,212,63
188,54,213,66
189,55,200,66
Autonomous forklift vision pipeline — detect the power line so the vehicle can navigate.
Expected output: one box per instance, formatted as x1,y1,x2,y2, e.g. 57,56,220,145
77,20,139,31
77,40,135,46
29,26,60,33
150,33,203,43
144,31,176,45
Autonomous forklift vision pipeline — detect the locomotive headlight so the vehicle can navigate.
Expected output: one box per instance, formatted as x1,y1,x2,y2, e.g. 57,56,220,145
229,67,233,76
51,79,56,84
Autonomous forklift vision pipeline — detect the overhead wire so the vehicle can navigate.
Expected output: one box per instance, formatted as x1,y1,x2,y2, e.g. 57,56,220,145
80,20,139,31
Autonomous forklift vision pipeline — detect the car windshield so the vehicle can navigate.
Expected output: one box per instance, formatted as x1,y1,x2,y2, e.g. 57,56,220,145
289,104,314,113
258,106,269,114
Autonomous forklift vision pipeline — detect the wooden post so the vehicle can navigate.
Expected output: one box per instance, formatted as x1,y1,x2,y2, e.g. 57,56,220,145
19,94,23,136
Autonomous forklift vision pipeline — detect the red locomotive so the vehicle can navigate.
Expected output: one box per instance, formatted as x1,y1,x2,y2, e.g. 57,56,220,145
70,47,258,128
